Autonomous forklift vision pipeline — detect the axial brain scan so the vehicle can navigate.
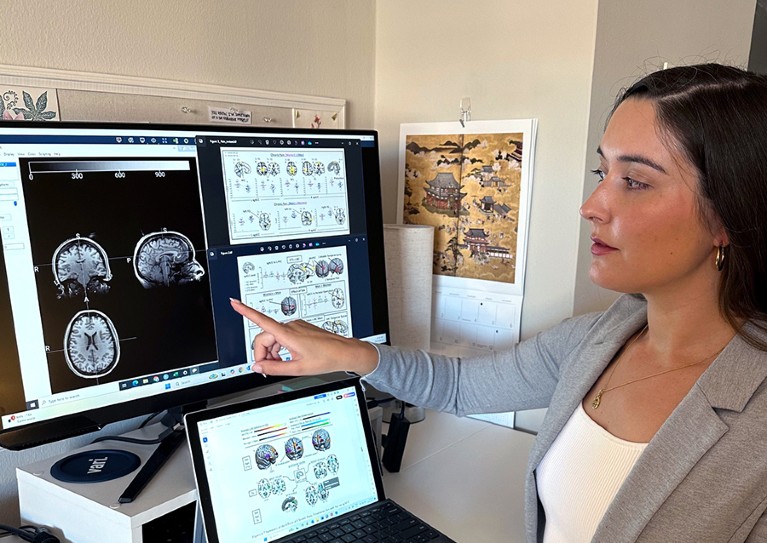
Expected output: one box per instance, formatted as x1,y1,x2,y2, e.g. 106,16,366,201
52,234,112,301
64,309,120,378
133,230,205,288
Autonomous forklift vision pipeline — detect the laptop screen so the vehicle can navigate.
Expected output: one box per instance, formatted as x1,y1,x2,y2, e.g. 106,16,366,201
186,378,384,543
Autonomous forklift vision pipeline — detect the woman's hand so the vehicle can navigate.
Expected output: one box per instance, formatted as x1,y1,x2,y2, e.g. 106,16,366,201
230,298,379,376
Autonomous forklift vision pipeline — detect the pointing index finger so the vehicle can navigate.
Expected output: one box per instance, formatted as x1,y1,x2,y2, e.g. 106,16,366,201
230,298,280,333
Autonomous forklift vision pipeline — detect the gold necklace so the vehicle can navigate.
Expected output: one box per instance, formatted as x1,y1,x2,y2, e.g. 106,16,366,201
591,325,722,410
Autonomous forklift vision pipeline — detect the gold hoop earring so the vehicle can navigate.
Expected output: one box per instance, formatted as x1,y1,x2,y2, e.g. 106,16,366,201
715,244,726,272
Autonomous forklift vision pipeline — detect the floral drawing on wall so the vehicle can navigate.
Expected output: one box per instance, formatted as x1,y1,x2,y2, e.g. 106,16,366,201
1,87,59,121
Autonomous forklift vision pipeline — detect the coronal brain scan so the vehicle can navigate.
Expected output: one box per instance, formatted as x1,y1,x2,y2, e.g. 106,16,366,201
64,309,120,378
285,437,304,460
52,234,112,301
314,260,330,278
328,258,344,275
311,429,331,451
256,444,279,470
133,229,205,288
280,296,297,316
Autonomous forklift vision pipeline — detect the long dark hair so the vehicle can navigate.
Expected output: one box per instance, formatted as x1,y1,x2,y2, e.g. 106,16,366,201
614,64,767,349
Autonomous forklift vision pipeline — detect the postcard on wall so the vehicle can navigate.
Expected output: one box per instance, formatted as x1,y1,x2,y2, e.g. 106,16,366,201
293,109,340,129
0,86,59,121
397,119,537,355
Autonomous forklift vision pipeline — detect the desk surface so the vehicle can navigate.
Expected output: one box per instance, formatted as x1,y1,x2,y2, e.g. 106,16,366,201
383,410,535,543
16,408,536,543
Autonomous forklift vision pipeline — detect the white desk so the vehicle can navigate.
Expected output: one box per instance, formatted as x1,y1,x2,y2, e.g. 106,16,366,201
383,410,536,543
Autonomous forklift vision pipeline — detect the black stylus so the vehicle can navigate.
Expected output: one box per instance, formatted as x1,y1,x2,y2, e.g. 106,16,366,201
118,428,186,504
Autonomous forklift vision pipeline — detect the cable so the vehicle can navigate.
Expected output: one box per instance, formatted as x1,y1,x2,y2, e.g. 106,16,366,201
0,524,59,543
90,425,174,445
138,410,163,429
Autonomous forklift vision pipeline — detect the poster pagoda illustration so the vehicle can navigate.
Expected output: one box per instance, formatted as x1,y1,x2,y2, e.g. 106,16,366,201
402,132,525,283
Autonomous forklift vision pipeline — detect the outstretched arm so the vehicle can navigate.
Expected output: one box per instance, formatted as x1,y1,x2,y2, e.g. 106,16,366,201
230,298,379,377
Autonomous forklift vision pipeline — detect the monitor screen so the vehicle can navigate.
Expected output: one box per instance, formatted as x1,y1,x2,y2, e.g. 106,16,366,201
0,121,389,450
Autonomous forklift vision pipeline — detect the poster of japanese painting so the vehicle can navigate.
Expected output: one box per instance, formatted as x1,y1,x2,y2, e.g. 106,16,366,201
397,119,537,356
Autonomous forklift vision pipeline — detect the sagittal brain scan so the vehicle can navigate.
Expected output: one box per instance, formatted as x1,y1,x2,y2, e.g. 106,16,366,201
133,229,205,288
52,234,112,301
233,160,251,179
64,309,120,378
256,444,279,470
282,496,299,512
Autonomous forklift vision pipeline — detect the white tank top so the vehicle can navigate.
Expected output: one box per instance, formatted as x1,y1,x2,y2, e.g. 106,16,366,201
536,402,647,542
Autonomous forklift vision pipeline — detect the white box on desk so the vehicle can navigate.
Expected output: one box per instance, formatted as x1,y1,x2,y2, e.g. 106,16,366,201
16,422,196,543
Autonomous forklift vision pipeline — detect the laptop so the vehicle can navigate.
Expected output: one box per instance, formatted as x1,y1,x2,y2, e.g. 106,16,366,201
185,376,457,543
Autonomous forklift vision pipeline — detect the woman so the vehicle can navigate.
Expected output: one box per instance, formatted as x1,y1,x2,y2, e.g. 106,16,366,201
231,64,767,542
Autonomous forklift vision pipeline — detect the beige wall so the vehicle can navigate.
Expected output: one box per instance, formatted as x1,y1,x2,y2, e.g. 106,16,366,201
573,0,757,315
375,0,601,337
2,0,376,128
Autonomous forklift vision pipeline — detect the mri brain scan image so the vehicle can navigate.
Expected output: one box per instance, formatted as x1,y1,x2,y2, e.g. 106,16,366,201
285,437,304,460
305,485,319,506
133,230,205,288
64,309,120,378
327,454,339,473
312,429,331,451
255,444,279,470
52,234,113,301
282,496,298,512
314,260,330,278
281,296,298,316
257,479,271,499
328,258,344,275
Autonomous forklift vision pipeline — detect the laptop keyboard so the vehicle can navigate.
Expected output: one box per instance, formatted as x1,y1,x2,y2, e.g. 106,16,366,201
282,500,443,542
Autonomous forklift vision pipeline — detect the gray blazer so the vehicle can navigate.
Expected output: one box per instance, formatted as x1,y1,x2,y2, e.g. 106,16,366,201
367,295,767,542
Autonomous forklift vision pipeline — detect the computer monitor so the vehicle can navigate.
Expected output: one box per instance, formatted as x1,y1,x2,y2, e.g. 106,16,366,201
0,121,390,450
